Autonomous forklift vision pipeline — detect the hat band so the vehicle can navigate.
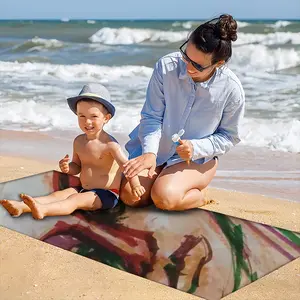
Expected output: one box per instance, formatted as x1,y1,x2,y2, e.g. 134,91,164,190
79,92,107,99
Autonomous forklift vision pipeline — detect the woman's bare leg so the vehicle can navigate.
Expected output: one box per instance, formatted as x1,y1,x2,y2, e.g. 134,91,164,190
151,158,218,211
22,191,101,220
120,165,164,207
0,188,79,217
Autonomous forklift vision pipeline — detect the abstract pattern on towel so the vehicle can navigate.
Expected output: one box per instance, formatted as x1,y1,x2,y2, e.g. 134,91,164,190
0,171,299,300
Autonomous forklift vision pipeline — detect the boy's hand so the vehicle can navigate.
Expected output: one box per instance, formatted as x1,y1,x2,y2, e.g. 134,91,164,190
59,154,70,173
176,140,193,162
132,185,146,200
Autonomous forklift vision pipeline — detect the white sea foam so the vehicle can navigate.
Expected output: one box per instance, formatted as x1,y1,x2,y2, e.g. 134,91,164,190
89,27,189,44
0,97,142,136
236,32,300,45
240,118,300,153
0,61,153,82
1,98,299,153
171,20,251,29
268,20,292,28
172,21,197,29
12,37,65,53
89,27,300,46
237,21,250,28
231,44,300,71
0,49,299,153
28,37,65,52
2,49,298,90
0,61,151,133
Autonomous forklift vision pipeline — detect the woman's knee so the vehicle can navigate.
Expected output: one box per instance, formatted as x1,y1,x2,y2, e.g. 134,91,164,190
151,183,181,211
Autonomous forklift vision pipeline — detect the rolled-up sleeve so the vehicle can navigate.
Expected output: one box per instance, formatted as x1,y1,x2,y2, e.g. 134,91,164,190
190,87,245,160
138,61,166,155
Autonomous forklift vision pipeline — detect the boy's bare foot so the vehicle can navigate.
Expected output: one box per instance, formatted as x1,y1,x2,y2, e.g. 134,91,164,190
0,199,25,217
21,194,45,220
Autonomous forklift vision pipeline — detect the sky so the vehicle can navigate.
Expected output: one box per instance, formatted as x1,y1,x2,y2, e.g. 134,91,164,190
1,0,300,20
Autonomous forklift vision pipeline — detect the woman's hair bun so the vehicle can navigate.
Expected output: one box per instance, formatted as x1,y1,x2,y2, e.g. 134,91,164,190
217,14,237,42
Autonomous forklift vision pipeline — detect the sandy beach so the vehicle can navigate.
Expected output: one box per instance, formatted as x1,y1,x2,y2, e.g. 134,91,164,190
1,13,300,300
0,129,299,299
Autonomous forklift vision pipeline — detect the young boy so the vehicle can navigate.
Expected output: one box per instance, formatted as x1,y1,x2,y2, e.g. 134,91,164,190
0,83,145,220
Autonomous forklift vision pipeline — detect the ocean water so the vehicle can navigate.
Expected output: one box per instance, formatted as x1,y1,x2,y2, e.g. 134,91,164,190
0,19,300,153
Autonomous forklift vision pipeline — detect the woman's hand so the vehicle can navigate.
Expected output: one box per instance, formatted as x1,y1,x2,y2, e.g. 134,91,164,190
176,140,194,162
123,153,157,178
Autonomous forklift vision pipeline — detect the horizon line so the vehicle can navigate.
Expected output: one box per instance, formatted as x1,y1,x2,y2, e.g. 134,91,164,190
0,17,299,21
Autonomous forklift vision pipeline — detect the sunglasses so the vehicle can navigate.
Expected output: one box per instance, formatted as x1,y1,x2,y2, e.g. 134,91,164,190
179,40,213,72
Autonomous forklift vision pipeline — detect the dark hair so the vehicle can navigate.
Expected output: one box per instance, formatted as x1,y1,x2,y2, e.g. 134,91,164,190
190,14,238,64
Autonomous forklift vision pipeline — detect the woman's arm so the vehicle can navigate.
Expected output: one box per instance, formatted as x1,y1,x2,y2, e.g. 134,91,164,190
190,88,245,160
124,60,166,178
138,61,165,156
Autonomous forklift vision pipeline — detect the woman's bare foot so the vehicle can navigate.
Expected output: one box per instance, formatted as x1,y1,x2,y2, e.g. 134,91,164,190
0,199,30,217
21,194,45,220
198,189,217,207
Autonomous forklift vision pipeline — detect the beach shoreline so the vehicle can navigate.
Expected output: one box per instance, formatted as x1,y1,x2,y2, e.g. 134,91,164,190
1,128,299,202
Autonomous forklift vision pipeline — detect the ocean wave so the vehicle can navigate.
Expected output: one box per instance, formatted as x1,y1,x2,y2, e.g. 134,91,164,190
12,37,65,53
240,118,300,153
236,32,300,46
236,21,251,28
172,21,197,29
89,27,189,44
0,98,142,136
268,20,293,28
0,98,299,153
171,20,251,29
0,61,153,82
89,27,300,46
231,44,300,71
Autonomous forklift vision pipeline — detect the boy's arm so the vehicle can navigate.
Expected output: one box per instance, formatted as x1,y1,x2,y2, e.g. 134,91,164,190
69,137,81,175
109,143,143,190
68,153,81,175
60,137,81,175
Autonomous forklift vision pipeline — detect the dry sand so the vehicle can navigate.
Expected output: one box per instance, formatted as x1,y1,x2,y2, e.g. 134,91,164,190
0,155,299,300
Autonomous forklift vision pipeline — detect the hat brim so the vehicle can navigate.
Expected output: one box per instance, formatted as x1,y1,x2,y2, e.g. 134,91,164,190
67,94,115,117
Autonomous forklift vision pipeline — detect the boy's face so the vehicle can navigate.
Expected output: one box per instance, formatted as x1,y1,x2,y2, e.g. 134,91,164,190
76,101,111,136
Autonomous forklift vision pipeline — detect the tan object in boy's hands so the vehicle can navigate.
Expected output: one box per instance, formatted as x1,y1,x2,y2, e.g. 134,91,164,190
59,154,70,173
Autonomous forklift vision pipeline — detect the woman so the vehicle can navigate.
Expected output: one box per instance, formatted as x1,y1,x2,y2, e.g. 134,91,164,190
120,14,245,211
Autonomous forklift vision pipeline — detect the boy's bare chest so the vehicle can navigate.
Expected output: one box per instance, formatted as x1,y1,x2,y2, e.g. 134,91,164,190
77,142,113,164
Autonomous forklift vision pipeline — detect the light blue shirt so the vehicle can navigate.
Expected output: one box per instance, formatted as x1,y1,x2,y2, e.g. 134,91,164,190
125,51,245,167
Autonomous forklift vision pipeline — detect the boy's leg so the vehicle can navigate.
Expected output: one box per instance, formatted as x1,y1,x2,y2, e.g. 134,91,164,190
0,188,79,217
23,187,80,204
22,191,101,220
0,199,31,217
